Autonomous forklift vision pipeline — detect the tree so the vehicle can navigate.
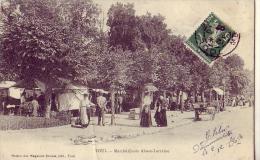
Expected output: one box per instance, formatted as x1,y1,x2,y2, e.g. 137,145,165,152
96,47,134,125
166,36,200,92
0,0,100,118
243,69,254,96
138,13,171,50
107,2,143,51
224,54,250,95
105,2,252,109
208,58,230,88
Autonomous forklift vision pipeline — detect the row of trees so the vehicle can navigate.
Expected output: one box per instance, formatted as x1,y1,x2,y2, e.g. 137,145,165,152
0,1,253,122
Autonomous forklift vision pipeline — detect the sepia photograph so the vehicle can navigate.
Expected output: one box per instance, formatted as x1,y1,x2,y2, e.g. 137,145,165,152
0,0,256,160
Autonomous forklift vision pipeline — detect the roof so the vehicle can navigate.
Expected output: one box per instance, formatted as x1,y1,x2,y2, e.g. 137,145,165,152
0,81,16,89
13,79,46,91
143,83,158,92
205,87,224,95
92,89,109,94
212,87,224,95
64,83,89,95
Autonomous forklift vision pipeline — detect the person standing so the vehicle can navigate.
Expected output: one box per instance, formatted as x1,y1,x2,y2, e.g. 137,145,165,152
154,96,168,127
231,97,236,107
97,92,107,126
140,91,152,127
80,92,95,128
117,95,123,113
170,93,177,111
20,91,26,105
249,95,253,107
19,91,26,115
37,92,45,117
31,95,39,117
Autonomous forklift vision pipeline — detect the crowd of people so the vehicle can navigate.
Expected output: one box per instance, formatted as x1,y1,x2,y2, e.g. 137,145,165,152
0,86,254,129
231,95,254,107
2,90,46,117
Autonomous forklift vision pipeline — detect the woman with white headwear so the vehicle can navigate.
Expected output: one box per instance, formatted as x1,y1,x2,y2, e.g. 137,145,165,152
79,90,95,128
140,91,152,127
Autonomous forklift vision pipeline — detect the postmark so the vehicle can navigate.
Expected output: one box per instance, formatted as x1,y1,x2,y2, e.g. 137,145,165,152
186,12,240,65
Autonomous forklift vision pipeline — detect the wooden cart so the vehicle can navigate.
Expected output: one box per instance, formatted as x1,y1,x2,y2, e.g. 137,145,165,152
194,102,216,121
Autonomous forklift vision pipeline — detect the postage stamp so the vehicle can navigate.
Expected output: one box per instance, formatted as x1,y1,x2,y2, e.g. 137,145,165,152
186,12,240,65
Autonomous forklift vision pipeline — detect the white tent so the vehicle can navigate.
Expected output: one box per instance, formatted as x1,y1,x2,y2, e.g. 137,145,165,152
8,87,23,99
0,81,23,99
56,83,88,111
0,81,16,89
57,92,83,111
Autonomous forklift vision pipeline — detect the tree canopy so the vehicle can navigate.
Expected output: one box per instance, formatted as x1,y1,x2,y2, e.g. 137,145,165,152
0,1,253,119
0,0,100,86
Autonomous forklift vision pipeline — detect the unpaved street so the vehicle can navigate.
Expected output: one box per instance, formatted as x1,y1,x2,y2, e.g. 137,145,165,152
0,106,254,160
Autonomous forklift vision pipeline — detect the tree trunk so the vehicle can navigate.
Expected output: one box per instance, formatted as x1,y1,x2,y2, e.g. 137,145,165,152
194,90,198,103
176,90,180,106
110,90,115,125
139,90,144,119
45,87,52,119
201,91,205,103
209,89,212,104
179,90,183,113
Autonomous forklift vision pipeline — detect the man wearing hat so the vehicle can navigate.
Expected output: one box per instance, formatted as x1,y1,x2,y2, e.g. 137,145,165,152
96,92,107,126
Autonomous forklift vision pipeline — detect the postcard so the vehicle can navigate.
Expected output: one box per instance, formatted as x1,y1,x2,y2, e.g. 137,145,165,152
0,0,256,160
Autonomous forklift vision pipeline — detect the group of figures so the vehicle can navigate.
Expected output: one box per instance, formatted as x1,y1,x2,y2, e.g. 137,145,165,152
231,95,254,107
140,92,168,127
16,91,45,117
71,92,108,128
72,91,126,128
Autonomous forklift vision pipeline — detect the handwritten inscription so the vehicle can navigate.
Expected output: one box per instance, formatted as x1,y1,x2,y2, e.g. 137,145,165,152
193,124,243,156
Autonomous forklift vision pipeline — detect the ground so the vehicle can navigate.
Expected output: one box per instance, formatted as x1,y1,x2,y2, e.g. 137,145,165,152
0,106,254,160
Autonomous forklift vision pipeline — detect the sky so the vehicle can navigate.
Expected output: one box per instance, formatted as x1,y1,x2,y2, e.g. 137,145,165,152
94,0,254,70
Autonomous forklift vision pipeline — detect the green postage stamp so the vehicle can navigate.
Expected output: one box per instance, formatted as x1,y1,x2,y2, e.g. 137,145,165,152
186,12,240,65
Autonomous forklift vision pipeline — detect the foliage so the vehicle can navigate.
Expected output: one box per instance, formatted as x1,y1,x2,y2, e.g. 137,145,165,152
107,2,142,51
0,0,100,86
0,0,100,118
0,1,253,111
97,47,134,89
138,13,171,50
225,56,250,95
105,2,252,97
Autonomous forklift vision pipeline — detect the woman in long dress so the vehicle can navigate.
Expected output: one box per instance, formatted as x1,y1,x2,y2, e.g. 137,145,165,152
80,92,95,128
31,95,39,117
140,92,152,127
154,96,168,127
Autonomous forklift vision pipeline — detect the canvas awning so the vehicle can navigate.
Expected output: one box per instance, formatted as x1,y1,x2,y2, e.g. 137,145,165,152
212,87,224,95
143,83,158,92
64,83,89,95
0,81,16,89
0,81,23,99
12,79,46,91
92,89,109,94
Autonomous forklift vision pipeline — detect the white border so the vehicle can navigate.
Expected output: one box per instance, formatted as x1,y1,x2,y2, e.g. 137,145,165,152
255,0,259,160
